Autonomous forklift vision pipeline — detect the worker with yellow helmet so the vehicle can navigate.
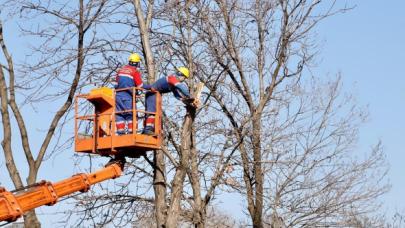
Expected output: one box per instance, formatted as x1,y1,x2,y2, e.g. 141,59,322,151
141,66,196,135
115,53,143,135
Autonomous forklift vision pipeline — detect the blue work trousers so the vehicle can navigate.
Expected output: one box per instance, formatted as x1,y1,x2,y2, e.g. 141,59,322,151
116,92,134,134
145,92,157,113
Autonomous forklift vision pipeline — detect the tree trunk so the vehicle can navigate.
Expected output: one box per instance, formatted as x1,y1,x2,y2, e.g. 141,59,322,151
154,150,167,228
23,211,41,228
188,126,205,228
165,108,195,228
131,2,167,226
252,116,263,228
164,169,187,228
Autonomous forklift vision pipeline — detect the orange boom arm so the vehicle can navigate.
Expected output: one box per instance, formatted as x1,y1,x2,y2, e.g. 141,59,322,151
0,163,122,222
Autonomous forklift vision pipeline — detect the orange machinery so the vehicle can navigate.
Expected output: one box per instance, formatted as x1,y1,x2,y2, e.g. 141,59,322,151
0,86,162,223
0,162,123,223
75,86,162,158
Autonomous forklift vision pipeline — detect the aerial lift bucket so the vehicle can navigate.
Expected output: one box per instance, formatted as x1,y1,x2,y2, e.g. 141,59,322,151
74,86,162,158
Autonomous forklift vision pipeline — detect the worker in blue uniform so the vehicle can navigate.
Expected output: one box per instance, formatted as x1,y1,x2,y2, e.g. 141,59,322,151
142,67,195,135
114,53,143,135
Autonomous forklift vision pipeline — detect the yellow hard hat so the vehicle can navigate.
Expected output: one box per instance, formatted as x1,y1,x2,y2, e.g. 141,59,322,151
177,67,190,78
128,53,141,63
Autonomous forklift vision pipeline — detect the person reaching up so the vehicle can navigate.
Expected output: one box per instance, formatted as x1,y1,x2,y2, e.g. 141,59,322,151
142,67,197,135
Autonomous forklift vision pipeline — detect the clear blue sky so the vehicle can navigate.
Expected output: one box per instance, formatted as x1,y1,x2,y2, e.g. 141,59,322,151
0,0,404,226
316,0,405,213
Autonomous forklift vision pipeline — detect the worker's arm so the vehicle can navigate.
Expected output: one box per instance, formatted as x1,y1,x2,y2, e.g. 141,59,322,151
0,160,124,223
131,69,143,88
142,83,152,90
166,75,191,99
173,83,191,100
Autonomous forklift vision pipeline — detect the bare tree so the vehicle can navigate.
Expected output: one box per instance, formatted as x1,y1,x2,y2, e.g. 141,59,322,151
161,2,247,226
188,0,388,227
131,0,169,226
0,1,390,228
258,77,389,227
0,0,118,226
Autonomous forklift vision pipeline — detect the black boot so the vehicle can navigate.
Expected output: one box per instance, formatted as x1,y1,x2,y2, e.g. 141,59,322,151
142,126,155,135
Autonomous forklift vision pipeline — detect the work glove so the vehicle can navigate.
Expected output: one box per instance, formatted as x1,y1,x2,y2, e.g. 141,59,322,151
183,97,200,108
143,87,157,95
192,98,200,108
